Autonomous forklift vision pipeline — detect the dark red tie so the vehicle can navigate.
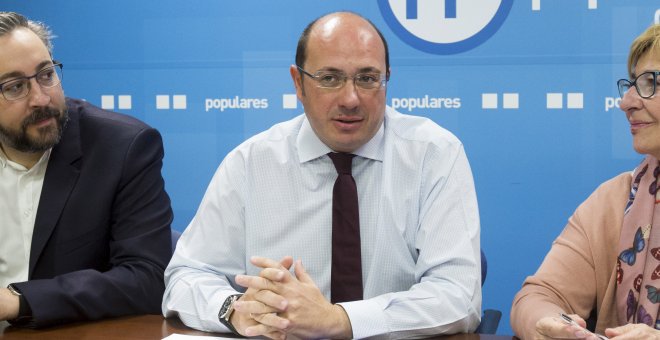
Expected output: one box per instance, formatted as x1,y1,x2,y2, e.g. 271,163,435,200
328,152,363,303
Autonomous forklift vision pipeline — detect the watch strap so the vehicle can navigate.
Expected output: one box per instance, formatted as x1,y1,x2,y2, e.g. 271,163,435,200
218,293,243,335
6,284,33,326
7,284,21,296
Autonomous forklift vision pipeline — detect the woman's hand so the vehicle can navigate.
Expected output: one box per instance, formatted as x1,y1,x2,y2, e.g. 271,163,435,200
605,323,660,339
534,314,601,340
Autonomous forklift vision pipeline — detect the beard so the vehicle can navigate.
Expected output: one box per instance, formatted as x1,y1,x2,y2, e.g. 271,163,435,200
0,105,69,153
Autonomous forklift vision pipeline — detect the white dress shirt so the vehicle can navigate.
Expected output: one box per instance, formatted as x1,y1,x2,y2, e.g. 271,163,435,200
163,107,481,338
0,148,51,289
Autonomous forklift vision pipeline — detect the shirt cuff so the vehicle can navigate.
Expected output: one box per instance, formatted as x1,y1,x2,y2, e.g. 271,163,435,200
338,299,388,339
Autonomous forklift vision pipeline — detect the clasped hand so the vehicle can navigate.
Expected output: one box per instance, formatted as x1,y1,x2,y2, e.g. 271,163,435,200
230,256,352,340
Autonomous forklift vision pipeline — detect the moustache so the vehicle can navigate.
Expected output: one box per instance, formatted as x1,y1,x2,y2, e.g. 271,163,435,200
23,107,61,128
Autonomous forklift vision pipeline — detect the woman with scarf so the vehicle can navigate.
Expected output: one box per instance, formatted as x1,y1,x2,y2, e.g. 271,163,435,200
511,23,660,339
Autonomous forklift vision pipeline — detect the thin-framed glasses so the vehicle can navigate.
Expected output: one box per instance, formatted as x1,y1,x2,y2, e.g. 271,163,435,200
617,71,660,99
0,61,64,101
297,66,387,90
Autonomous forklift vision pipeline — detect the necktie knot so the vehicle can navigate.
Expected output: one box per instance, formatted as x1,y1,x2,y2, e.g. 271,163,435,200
328,152,355,175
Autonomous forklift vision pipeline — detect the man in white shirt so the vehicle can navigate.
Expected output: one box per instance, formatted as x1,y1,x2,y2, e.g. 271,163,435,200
0,12,172,327
163,11,481,339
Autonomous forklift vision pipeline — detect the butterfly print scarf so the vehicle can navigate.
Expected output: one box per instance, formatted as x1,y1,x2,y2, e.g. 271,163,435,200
616,156,660,329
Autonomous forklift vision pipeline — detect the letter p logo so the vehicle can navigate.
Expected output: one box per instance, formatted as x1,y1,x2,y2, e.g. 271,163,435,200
406,0,456,19
380,0,513,54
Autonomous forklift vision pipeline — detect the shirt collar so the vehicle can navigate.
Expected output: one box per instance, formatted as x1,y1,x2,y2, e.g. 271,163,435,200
0,146,52,172
0,146,6,168
296,113,385,164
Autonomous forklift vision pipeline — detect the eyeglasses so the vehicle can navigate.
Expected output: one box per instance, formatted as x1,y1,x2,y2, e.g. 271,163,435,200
617,71,660,99
0,61,64,101
297,66,387,90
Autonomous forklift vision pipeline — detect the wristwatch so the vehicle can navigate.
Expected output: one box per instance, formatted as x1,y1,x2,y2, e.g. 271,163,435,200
7,284,32,325
218,293,243,335
7,284,21,296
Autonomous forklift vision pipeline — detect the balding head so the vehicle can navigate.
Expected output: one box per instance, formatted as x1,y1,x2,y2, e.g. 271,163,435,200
295,12,389,79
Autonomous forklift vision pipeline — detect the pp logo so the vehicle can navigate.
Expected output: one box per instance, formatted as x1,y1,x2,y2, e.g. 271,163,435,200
378,0,513,54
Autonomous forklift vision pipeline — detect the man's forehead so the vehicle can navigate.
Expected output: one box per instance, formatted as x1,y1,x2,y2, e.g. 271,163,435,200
305,17,385,70
0,27,51,76
312,14,376,42
316,16,342,38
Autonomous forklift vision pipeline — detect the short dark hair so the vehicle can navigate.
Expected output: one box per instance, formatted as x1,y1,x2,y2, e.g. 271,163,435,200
295,12,390,79
0,11,54,54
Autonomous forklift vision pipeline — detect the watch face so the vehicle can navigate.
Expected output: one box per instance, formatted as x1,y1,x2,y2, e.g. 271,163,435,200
218,294,242,335
220,298,232,316
219,294,240,319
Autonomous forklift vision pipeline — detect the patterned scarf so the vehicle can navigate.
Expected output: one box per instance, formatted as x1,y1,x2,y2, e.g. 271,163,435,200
616,155,660,329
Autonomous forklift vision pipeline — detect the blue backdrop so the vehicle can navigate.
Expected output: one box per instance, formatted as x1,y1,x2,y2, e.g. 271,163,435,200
3,0,658,335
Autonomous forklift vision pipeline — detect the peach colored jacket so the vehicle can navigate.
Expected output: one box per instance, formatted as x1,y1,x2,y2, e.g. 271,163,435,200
511,172,632,339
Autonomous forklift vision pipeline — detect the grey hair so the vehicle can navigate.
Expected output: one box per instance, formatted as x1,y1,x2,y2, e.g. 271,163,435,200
0,12,54,54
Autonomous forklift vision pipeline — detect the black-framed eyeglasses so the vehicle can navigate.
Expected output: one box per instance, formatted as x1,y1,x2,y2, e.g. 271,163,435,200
297,65,387,90
617,71,660,99
0,61,64,101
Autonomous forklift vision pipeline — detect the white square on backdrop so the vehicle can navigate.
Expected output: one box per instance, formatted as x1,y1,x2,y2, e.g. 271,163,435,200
567,93,584,109
101,95,114,110
588,0,597,9
503,93,519,109
283,94,298,109
156,95,170,110
546,93,563,109
173,95,187,110
118,95,132,110
481,93,498,109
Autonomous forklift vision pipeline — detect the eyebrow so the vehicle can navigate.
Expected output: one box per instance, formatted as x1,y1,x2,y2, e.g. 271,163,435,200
316,66,383,74
0,60,55,83
356,66,383,74
315,67,344,74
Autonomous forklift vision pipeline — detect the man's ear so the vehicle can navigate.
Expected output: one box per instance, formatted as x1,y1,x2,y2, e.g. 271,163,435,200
290,64,305,99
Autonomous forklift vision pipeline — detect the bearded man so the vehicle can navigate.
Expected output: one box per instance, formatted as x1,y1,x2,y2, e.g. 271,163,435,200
0,12,173,328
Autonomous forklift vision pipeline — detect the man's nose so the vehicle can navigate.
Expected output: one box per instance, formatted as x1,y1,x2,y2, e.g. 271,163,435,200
27,78,52,106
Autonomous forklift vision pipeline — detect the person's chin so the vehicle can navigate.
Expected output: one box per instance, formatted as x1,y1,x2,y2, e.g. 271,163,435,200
29,128,61,148
334,139,363,153
633,141,656,157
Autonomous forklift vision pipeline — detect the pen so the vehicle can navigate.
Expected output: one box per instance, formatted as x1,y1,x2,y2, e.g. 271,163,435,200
559,313,609,340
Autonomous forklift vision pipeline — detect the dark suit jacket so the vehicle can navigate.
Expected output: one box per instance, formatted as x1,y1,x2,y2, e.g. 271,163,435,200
11,98,173,328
